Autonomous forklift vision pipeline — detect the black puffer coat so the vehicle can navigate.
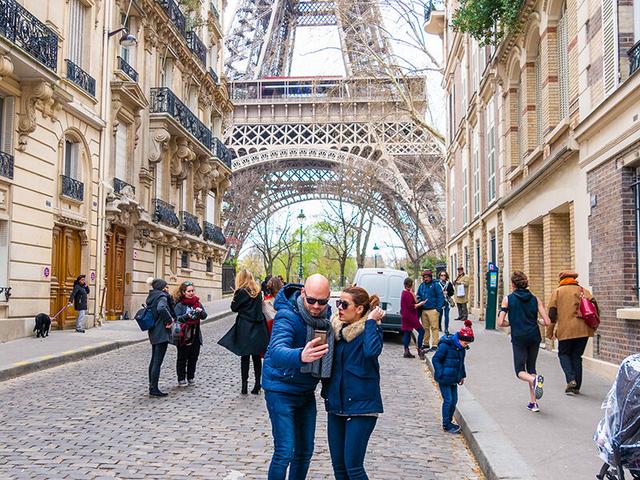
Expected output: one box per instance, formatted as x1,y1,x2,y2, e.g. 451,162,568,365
69,283,89,311
218,289,268,356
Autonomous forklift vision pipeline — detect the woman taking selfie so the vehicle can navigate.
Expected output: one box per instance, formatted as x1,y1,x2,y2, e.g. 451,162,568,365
325,286,386,480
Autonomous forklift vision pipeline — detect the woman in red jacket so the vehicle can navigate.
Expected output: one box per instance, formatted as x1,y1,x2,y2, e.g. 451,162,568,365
400,277,425,359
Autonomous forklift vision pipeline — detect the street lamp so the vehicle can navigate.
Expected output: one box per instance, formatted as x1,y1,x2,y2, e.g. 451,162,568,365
297,209,306,282
373,243,380,268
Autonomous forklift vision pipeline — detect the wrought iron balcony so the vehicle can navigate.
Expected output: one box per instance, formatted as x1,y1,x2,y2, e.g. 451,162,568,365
629,41,640,77
209,67,219,84
150,87,213,150
0,0,58,72
0,286,11,302
116,56,138,82
152,198,180,228
180,211,202,237
61,175,84,201
0,151,14,180
113,177,135,196
212,137,232,168
156,0,186,38
203,221,226,245
424,0,444,22
66,59,96,96
186,31,206,66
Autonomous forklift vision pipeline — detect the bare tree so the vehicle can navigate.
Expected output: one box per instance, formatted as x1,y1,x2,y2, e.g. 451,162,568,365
251,212,295,276
354,210,375,268
276,233,299,282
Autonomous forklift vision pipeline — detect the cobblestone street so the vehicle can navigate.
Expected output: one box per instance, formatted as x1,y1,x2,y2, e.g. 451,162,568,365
0,316,481,479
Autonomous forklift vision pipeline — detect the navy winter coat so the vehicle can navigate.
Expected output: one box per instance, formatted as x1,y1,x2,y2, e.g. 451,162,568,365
325,319,384,415
262,284,330,395
432,334,468,385
417,280,445,311
145,289,176,345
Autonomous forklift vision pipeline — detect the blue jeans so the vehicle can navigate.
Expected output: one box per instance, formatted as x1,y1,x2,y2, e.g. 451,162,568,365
438,304,450,333
402,328,424,350
265,390,317,480
76,310,86,330
439,384,458,429
327,414,377,480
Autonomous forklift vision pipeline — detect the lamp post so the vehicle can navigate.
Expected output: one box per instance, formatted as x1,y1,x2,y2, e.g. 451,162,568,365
373,243,380,268
297,209,306,282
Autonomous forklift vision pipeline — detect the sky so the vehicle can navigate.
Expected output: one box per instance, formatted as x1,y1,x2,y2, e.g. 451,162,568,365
223,1,445,262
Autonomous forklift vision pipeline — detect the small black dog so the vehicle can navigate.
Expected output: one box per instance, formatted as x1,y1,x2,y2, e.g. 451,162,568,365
34,313,51,338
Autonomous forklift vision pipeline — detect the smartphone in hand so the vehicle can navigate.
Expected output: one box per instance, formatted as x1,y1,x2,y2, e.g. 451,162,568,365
313,329,328,345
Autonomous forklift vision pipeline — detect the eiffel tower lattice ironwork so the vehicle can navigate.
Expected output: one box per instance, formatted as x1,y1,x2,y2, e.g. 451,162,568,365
224,0,446,261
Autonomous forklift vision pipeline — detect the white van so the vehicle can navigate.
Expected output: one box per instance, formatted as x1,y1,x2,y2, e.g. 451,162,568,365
352,268,408,333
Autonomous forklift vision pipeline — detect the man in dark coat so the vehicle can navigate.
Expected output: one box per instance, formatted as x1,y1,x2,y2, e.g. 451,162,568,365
262,274,332,480
145,278,176,397
68,274,89,333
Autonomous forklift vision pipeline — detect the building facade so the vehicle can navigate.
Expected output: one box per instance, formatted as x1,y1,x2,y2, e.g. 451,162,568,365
0,0,232,342
428,0,640,371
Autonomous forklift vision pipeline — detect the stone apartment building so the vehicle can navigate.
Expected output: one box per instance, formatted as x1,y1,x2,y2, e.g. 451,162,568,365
0,0,232,342
427,0,640,371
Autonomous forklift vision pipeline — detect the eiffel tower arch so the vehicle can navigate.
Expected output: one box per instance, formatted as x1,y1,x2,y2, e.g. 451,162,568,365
224,1,445,259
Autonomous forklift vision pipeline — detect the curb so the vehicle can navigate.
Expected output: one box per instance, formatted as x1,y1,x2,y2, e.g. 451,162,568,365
0,310,232,383
424,354,537,480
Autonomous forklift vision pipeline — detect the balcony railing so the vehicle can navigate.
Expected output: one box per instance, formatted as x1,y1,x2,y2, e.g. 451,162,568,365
0,0,58,72
209,67,219,84
186,30,206,66
116,55,138,82
424,0,444,22
212,137,232,168
0,286,11,302
0,151,14,180
150,87,213,150
629,41,640,77
113,177,135,196
156,0,186,38
180,211,202,237
61,175,84,201
66,59,96,96
152,198,180,228
203,221,225,245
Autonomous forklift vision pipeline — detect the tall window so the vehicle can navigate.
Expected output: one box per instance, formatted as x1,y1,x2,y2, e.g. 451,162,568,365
448,86,456,143
535,45,543,144
68,0,86,66
464,246,469,272
462,153,468,225
160,57,173,89
154,161,164,200
557,3,569,120
475,240,481,306
64,139,80,179
450,167,456,236
114,122,128,181
635,0,640,42
0,220,8,287
486,100,496,203
472,128,480,216
206,191,216,223
180,178,188,212
490,231,496,264
602,0,619,95
120,14,134,65
0,96,14,155
461,56,467,114
471,42,478,91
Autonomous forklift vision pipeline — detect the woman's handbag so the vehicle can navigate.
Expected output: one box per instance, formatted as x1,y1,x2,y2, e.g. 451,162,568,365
579,287,600,330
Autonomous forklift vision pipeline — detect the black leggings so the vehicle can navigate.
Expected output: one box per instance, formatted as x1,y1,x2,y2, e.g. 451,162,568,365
177,343,201,381
512,341,539,376
149,342,168,390
241,355,262,385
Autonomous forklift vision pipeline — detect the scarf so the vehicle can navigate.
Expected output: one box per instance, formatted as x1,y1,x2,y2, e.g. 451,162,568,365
331,312,367,342
297,295,334,378
559,278,578,287
181,295,202,308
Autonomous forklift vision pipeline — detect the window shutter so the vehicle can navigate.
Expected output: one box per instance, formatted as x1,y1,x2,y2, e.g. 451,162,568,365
69,0,85,65
0,220,8,285
206,192,216,223
557,6,569,119
602,0,619,96
2,96,14,155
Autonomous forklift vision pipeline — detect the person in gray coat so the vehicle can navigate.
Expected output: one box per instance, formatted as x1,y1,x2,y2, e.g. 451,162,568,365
146,278,177,397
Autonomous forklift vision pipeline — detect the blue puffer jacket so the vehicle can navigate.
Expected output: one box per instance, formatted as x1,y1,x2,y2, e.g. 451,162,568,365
417,280,445,310
432,334,467,385
262,284,331,395
325,319,384,415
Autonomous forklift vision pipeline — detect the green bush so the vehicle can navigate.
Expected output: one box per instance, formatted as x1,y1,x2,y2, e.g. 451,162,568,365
452,0,523,46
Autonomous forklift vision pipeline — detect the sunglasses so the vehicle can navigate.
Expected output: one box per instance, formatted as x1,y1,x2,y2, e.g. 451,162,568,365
336,299,351,310
184,281,193,286
305,296,329,306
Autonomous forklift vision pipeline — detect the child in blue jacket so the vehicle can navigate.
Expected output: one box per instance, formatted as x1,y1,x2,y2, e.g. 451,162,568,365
432,320,475,434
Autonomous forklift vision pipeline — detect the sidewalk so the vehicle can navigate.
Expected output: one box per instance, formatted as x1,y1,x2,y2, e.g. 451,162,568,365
428,316,612,480
0,298,231,382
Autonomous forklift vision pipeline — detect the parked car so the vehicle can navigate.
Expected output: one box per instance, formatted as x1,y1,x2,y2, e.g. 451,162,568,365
352,268,408,333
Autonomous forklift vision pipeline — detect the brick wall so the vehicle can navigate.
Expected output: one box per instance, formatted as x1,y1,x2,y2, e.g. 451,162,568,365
524,223,544,299
588,160,640,364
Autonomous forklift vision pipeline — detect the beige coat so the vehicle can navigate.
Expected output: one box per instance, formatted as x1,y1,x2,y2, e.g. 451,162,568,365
453,274,470,303
547,283,596,341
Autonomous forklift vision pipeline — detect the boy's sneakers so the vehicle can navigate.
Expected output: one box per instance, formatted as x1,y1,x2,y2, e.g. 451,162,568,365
443,424,462,434
534,374,544,400
565,380,577,395
178,380,188,387
527,402,540,412
187,379,196,386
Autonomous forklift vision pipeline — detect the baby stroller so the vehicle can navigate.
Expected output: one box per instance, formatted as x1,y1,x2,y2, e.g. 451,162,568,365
595,354,640,479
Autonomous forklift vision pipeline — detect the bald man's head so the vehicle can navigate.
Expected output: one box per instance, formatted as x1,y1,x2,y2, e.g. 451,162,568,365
301,274,331,317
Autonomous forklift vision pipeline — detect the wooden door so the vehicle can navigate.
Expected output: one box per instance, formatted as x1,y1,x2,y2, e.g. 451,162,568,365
50,226,82,329
105,226,126,320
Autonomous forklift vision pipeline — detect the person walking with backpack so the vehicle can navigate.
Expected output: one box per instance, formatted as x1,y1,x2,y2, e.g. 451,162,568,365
438,271,455,335
497,271,551,412
68,274,89,333
218,270,269,395
416,270,445,351
400,277,425,359
173,281,208,387
453,267,470,321
145,278,178,397
547,271,598,395
325,286,385,480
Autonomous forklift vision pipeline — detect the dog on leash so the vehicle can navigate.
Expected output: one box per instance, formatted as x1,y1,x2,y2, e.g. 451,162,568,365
34,313,51,338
